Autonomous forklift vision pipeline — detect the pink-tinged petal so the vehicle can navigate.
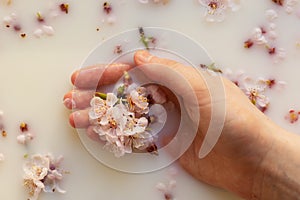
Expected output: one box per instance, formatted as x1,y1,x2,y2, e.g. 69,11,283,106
17,134,26,144
146,85,167,104
0,153,4,162
156,182,167,192
106,93,118,107
265,9,278,21
168,179,177,190
148,104,167,135
139,0,149,4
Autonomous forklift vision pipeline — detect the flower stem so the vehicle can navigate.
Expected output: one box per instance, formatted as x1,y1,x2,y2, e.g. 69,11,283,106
95,92,107,100
139,27,154,50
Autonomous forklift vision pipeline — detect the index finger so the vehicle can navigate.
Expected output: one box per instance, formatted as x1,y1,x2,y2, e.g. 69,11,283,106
71,63,133,89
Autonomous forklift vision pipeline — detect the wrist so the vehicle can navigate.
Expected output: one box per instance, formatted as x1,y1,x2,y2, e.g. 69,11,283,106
251,125,300,200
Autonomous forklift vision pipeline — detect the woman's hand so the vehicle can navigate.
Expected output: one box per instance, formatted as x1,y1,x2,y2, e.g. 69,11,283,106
64,50,300,200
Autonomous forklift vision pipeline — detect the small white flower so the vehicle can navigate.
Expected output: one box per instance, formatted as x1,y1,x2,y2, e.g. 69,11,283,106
132,131,154,150
156,179,177,199
269,23,276,30
265,9,278,21
268,30,277,40
240,77,269,109
272,47,286,63
43,154,66,194
103,140,127,157
251,28,267,45
23,154,49,198
17,132,34,145
124,117,148,136
199,0,227,22
3,13,17,25
128,87,149,114
199,0,240,22
284,0,298,14
89,97,108,120
23,154,49,181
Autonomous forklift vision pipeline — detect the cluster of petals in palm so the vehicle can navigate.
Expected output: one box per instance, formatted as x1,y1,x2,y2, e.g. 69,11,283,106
23,154,66,200
89,72,167,157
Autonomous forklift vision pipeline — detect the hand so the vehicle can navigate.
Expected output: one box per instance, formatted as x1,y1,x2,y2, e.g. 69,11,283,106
64,50,300,200
132,51,277,199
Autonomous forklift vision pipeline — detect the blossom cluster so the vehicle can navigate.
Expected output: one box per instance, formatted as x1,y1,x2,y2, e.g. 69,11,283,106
23,154,66,200
198,0,241,22
223,69,286,112
244,9,286,63
89,73,167,157
199,64,286,112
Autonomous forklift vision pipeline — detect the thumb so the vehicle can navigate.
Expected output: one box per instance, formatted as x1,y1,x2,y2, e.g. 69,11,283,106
134,50,179,67
133,50,207,90
133,50,193,95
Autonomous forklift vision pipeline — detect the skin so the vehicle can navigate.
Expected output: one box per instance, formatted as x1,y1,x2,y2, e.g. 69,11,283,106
64,50,300,200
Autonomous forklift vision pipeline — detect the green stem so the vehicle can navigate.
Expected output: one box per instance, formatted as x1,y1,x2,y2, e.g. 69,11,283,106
95,92,107,100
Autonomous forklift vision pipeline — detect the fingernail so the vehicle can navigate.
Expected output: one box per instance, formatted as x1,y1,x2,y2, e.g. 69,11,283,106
71,70,79,85
63,98,76,109
136,50,152,63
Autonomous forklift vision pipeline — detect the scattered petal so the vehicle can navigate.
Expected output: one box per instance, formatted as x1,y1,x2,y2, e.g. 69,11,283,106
285,109,300,123
42,25,55,36
0,153,4,162
265,9,278,21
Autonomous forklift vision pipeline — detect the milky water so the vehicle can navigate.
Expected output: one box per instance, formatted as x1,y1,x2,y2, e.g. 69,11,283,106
1,0,300,199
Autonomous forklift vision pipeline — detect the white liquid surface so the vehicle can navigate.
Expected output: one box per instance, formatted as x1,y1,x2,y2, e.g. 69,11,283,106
1,0,300,199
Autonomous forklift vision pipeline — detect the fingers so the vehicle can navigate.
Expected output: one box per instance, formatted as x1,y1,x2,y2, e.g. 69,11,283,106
69,109,90,128
71,63,132,89
63,90,94,110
